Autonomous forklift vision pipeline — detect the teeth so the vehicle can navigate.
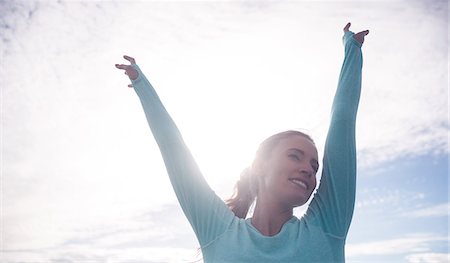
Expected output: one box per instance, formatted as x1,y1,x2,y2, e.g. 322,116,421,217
291,179,307,190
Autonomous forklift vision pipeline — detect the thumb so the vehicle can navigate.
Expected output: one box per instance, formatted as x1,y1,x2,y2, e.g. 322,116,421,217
343,22,351,32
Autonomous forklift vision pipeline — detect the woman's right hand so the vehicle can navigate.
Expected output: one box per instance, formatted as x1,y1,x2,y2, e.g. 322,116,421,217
343,22,369,46
115,55,139,88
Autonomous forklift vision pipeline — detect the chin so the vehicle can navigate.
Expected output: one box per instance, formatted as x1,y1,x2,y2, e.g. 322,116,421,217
291,193,313,208
283,191,312,209
290,198,308,208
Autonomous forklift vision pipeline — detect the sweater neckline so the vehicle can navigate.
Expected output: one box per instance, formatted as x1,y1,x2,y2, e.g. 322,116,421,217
245,216,298,238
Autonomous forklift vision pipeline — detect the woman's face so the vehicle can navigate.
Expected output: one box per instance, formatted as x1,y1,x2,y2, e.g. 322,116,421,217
258,135,319,208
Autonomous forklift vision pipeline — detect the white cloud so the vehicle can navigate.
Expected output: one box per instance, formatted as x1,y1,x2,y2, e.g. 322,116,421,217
1,247,201,263
2,0,448,262
400,203,450,218
355,187,426,212
346,233,448,258
3,205,200,262
405,253,450,263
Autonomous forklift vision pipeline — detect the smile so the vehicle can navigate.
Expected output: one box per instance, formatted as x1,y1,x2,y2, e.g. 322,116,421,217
289,179,308,190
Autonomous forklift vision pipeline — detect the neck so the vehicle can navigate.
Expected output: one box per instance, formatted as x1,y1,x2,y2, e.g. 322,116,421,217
251,196,293,236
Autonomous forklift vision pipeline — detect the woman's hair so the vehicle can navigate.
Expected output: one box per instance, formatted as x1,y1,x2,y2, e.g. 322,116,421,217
225,130,314,219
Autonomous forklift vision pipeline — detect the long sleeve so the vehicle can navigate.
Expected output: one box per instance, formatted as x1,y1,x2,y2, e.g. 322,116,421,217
305,31,363,238
129,64,235,246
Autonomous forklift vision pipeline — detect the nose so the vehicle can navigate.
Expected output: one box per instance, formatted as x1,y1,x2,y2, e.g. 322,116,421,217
299,166,314,178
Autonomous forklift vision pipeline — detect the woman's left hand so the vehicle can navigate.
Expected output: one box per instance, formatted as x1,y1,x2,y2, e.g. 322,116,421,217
115,55,139,88
344,22,369,45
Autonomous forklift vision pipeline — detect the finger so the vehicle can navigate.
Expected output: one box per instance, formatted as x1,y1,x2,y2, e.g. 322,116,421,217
128,84,133,88
357,30,369,35
123,55,136,64
115,64,129,70
344,22,351,32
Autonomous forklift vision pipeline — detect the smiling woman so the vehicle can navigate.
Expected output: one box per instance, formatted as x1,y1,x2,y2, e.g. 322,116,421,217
226,130,319,221
115,22,368,262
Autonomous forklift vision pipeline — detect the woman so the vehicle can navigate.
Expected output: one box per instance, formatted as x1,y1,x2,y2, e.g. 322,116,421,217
115,22,369,262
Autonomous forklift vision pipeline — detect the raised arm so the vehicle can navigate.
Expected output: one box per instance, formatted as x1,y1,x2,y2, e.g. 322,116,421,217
115,56,235,246
306,23,368,238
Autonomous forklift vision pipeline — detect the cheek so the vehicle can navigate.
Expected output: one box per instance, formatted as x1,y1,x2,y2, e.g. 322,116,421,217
266,164,290,183
268,156,292,174
261,156,299,189
261,168,288,191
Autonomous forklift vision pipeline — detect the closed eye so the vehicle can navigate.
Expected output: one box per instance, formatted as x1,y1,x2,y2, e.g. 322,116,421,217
288,154,300,161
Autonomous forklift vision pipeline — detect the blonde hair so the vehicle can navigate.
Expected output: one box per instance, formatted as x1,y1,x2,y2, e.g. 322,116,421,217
226,130,314,219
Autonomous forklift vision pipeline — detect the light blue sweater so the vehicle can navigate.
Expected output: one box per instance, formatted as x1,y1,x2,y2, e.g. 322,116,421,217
130,31,363,262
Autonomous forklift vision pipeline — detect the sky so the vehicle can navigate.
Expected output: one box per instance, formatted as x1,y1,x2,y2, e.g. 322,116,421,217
1,0,448,262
